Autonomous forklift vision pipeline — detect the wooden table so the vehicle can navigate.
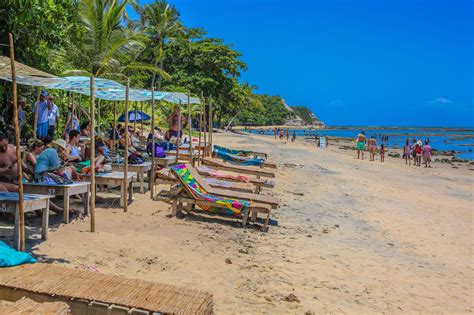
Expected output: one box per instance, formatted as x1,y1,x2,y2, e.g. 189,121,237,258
89,172,135,208
0,192,53,250
23,182,91,224
111,162,152,194
146,156,177,168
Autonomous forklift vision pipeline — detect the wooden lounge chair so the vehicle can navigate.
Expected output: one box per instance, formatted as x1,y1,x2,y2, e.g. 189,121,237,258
0,263,213,315
212,148,277,169
165,164,272,231
186,165,279,209
203,157,275,178
196,165,274,190
213,145,267,159
154,168,254,193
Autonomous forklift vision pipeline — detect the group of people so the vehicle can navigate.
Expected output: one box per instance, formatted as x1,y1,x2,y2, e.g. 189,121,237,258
273,128,296,142
355,131,432,167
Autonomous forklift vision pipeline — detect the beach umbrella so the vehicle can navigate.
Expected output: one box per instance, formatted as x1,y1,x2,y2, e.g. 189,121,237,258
118,110,151,123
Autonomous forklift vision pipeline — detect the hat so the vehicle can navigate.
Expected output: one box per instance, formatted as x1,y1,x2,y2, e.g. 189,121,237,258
40,90,48,97
51,139,68,152
18,96,26,103
417,140,422,146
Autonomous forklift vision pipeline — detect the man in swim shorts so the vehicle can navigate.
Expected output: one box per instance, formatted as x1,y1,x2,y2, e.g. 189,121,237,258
355,131,367,160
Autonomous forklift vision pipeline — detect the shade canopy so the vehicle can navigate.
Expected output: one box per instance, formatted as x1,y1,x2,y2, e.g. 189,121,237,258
118,110,151,122
0,56,201,104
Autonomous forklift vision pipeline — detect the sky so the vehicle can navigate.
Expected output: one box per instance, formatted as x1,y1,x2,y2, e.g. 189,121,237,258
139,0,473,127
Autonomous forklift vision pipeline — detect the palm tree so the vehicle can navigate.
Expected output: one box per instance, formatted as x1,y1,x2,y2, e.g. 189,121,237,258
134,0,184,198
57,0,148,231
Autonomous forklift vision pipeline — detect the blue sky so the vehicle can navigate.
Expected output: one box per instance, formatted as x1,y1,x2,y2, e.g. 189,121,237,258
139,0,473,127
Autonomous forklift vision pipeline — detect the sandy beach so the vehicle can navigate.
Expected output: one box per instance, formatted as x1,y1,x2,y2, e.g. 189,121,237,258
8,132,472,314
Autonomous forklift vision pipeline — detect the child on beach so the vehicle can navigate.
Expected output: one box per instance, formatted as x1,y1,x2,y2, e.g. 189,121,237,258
380,144,385,162
422,140,432,168
403,139,411,165
279,130,284,140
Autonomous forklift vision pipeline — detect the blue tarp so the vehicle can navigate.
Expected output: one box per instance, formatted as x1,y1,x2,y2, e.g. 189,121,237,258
0,241,36,267
118,110,151,122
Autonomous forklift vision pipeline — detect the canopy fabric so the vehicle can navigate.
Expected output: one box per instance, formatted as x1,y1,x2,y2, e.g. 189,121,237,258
118,110,151,122
0,57,201,104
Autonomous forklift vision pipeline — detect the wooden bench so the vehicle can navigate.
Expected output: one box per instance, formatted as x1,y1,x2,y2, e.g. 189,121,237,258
0,192,52,250
23,182,90,224
85,172,135,208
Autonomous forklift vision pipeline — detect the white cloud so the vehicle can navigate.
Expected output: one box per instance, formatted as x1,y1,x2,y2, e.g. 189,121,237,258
429,97,452,104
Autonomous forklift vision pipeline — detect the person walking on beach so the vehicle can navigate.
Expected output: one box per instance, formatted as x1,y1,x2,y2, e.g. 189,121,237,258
368,135,377,161
422,140,432,168
380,144,385,162
403,138,411,165
414,140,423,166
291,131,296,142
274,128,277,140
355,131,367,160
286,129,289,141
279,130,284,140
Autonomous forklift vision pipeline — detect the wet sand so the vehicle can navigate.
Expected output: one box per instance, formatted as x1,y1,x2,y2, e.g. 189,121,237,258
3,132,473,313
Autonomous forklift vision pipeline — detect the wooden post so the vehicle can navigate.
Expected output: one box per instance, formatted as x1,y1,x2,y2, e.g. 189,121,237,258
112,101,117,149
97,99,101,135
175,101,182,165
150,87,156,199
9,33,25,251
89,77,96,233
140,101,144,137
187,93,193,165
209,98,213,154
123,78,130,212
202,95,207,157
33,88,40,140
197,101,202,166
133,102,137,133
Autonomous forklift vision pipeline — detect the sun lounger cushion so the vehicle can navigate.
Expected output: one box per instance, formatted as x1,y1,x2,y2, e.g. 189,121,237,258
172,164,250,216
214,145,261,158
197,165,250,182
214,148,264,167
0,241,36,267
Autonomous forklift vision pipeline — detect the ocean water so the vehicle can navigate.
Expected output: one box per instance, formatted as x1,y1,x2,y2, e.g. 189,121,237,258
246,127,474,160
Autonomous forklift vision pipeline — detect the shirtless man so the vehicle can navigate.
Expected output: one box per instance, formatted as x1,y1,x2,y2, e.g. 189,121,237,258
367,135,377,161
0,131,24,192
355,131,367,160
165,106,188,141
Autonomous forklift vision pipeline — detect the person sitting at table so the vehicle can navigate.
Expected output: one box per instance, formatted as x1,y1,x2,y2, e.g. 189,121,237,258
0,131,29,192
95,136,112,164
67,130,82,162
24,139,45,179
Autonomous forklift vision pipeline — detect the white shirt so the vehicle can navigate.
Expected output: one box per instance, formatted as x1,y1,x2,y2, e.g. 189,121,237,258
48,103,60,126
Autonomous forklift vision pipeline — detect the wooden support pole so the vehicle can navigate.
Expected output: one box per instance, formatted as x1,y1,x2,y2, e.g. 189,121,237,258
198,103,202,166
150,87,156,199
97,99,101,135
202,95,207,157
123,79,130,212
209,98,213,154
112,101,117,149
133,102,137,133
140,102,144,137
89,77,96,233
175,101,182,165
187,93,193,165
33,88,40,140
9,33,25,251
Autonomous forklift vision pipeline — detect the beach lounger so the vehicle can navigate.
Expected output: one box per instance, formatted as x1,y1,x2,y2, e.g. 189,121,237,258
0,263,213,314
214,145,268,159
154,168,254,193
196,165,274,191
163,164,271,230
213,148,277,169
203,157,275,178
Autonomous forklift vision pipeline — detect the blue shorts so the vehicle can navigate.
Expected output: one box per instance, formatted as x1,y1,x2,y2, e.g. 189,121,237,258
36,122,49,138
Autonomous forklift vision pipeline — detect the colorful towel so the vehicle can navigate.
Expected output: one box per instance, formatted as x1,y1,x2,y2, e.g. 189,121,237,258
196,166,250,183
172,164,250,216
214,148,264,167
214,145,255,157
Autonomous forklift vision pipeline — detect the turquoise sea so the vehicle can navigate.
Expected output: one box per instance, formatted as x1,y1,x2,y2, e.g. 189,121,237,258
245,127,474,160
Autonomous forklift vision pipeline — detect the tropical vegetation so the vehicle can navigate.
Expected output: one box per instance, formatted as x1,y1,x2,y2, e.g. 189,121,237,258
0,0,317,134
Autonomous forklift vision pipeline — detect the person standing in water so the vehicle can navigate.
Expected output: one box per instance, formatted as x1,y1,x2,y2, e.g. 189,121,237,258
422,140,432,168
380,144,385,162
355,131,367,160
403,138,411,165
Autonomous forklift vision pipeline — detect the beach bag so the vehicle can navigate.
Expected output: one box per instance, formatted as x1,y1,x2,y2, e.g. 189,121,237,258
128,152,145,164
0,241,36,267
41,171,73,185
